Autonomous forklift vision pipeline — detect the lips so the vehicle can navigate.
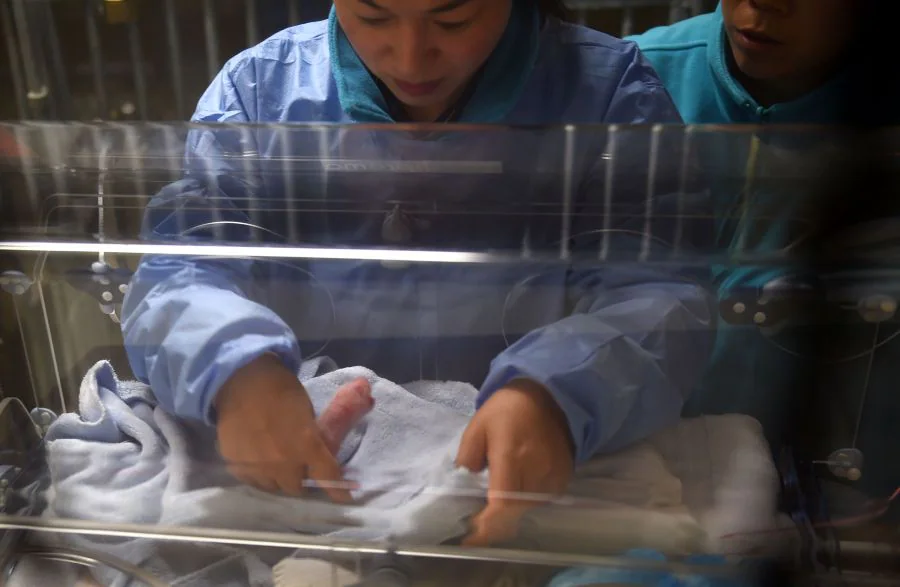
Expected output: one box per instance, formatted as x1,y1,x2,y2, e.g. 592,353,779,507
393,79,442,97
734,28,783,51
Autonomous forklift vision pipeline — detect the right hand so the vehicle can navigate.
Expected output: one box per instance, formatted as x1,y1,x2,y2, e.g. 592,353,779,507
215,354,372,502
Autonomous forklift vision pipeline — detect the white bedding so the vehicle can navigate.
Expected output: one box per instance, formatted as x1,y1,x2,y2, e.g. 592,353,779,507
15,361,796,587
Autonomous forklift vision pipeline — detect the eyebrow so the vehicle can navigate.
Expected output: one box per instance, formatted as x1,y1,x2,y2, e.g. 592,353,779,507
429,0,473,14
358,0,473,14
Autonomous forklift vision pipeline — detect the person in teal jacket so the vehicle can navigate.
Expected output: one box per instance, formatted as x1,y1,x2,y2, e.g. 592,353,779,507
626,0,859,124
627,0,900,515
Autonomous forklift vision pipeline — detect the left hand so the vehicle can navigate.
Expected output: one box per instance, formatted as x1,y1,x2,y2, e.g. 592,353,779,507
455,379,575,546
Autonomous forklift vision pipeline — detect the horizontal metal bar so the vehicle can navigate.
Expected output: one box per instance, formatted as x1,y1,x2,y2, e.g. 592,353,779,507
0,239,781,267
0,515,744,578
0,240,501,264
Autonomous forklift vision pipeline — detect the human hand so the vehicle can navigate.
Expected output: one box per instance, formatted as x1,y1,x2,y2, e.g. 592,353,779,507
455,379,574,546
215,354,372,502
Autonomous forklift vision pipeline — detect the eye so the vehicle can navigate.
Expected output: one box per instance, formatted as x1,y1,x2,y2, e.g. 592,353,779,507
358,15,392,26
435,20,471,31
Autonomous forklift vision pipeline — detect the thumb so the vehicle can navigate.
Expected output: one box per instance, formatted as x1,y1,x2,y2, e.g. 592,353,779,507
318,378,374,455
456,420,488,473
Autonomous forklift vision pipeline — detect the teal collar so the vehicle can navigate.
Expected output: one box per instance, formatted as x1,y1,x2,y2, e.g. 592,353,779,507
707,3,848,123
329,2,541,123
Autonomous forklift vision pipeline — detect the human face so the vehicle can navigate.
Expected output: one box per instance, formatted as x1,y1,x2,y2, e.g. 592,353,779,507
333,0,512,121
721,0,858,104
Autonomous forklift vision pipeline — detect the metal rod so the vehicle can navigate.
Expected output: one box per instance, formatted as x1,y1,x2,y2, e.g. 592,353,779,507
0,241,522,264
673,126,695,256
734,134,761,256
16,548,169,587
282,125,299,241
84,0,108,118
852,324,879,448
157,122,183,183
640,125,662,261
238,125,262,235
10,125,40,221
128,21,149,120
0,0,27,119
600,126,619,260
560,125,575,260
0,516,743,578
689,0,703,18
621,7,635,37
10,0,48,116
668,0,682,24
288,0,301,25
245,0,259,47
41,0,71,119
92,127,110,263
203,0,220,82
163,0,185,119
117,123,148,208
38,124,72,266
0,239,733,267
12,299,39,409
34,254,67,414
315,124,332,240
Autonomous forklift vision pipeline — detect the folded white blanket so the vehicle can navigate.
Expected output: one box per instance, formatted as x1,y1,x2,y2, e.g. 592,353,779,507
40,360,788,587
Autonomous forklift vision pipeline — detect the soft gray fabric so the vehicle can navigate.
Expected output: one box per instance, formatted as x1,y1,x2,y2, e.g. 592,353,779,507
41,361,786,587
43,360,484,587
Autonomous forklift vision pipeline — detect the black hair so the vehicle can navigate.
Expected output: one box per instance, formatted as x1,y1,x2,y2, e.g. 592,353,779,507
534,0,572,21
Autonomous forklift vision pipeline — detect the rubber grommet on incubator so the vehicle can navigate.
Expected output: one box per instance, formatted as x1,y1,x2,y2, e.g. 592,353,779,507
857,294,897,323
0,271,33,296
818,448,864,482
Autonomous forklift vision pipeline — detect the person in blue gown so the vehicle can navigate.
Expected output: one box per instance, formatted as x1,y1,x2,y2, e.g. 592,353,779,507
121,0,715,546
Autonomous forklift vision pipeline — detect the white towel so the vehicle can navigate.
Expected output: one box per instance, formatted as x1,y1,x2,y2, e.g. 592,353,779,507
41,361,788,587
272,559,359,587
43,361,484,587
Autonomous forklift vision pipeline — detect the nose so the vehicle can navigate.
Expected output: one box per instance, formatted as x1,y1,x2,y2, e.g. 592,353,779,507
748,0,791,14
391,22,436,80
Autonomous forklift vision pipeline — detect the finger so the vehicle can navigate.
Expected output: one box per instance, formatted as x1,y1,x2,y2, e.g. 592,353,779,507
463,506,524,547
318,378,374,455
229,463,280,494
274,464,308,496
464,463,532,546
455,421,488,473
254,475,281,495
227,462,271,487
307,443,354,504
464,497,535,547
226,463,256,486
487,457,521,506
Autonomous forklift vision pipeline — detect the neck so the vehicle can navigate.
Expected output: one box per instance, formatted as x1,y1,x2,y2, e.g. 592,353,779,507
402,86,468,122
402,104,445,123
727,48,844,108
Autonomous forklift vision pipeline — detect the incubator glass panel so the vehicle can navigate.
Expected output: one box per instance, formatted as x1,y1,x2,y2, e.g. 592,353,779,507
0,122,898,586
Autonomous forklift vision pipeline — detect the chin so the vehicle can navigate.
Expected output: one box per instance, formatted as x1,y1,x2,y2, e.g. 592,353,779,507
731,53,786,83
396,94,441,107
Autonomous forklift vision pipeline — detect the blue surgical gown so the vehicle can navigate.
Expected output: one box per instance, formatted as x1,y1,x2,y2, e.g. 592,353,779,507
121,14,715,464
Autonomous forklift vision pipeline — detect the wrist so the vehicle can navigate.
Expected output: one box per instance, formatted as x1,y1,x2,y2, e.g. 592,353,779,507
214,354,296,418
504,378,554,406
503,378,575,457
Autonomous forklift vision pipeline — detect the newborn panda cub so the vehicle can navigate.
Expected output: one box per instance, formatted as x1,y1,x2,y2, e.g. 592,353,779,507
317,378,374,455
